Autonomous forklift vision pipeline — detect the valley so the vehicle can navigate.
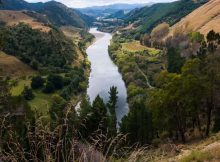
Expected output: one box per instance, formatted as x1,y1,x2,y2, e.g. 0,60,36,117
1,0,220,161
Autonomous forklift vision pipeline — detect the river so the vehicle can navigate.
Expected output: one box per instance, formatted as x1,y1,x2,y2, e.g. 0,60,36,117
86,28,129,122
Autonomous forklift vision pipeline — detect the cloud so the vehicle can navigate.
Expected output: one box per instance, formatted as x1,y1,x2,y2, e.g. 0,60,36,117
25,0,176,8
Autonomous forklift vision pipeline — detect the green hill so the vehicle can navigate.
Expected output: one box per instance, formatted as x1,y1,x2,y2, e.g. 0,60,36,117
124,0,207,34
0,0,93,28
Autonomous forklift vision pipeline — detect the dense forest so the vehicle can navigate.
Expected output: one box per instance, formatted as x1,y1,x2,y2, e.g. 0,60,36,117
1,23,76,72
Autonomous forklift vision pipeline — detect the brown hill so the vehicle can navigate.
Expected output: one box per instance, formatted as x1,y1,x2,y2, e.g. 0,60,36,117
0,52,35,77
0,10,51,32
171,0,220,35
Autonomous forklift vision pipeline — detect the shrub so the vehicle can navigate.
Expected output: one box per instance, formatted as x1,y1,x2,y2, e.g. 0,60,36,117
48,74,64,90
43,81,55,93
31,76,45,89
22,86,34,100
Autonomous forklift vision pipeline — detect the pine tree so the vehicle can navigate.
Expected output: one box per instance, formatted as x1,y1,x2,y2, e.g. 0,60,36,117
107,86,118,137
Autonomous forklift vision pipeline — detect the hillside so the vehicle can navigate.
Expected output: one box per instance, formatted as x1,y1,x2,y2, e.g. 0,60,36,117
0,0,91,28
171,0,220,35
0,52,35,77
124,0,207,34
0,10,51,32
37,1,87,28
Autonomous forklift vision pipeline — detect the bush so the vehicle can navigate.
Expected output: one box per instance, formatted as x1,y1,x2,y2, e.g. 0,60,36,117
43,81,55,93
31,76,45,89
48,74,64,90
22,86,34,100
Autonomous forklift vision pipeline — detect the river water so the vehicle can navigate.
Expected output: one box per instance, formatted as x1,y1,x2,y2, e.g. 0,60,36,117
86,28,129,122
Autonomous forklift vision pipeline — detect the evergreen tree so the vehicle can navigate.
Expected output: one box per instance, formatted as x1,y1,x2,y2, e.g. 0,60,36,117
43,81,55,93
120,99,153,145
31,76,44,89
107,86,118,137
167,47,185,73
0,77,11,112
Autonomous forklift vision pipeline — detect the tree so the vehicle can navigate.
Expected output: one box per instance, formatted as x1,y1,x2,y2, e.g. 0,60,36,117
107,86,118,137
0,78,11,112
22,86,34,100
149,71,188,142
167,47,185,73
203,53,220,136
48,74,64,90
79,95,108,138
30,60,39,70
151,23,169,40
43,81,55,93
78,95,92,120
31,76,44,89
120,99,153,145
91,95,108,132
49,94,66,123
150,23,169,48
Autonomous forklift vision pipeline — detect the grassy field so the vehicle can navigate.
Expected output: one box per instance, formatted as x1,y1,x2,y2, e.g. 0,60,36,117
0,10,51,32
29,90,53,115
0,52,35,77
11,78,53,115
60,26,82,44
122,41,161,55
11,79,31,96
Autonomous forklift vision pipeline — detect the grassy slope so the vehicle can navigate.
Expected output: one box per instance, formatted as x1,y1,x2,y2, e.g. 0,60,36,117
171,0,220,35
0,51,35,77
0,10,51,32
168,133,220,162
124,0,206,33
122,41,160,55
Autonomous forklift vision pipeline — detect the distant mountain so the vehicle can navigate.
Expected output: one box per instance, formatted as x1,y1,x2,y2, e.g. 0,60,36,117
0,0,92,28
77,3,153,18
106,10,125,19
124,0,207,33
0,0,44,10
170,0,220,35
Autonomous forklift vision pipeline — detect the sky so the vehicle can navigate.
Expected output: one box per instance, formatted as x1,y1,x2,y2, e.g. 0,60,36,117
26,0,177,8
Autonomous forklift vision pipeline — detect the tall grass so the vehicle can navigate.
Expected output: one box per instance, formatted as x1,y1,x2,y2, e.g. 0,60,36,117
0,106,156,162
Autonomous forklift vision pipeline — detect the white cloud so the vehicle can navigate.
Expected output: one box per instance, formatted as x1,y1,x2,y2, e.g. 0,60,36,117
25,0,176,8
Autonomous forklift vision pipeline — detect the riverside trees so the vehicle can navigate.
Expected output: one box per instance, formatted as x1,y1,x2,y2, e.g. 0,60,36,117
147,30,220,142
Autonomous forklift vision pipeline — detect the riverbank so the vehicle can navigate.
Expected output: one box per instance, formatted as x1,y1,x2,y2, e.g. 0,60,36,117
108,35,165,106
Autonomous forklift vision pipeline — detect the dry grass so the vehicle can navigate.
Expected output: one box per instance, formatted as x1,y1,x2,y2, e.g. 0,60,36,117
0,52,35,77
0,10,51,32
170,0,220,35
122,41,160,55
60,26,82,43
